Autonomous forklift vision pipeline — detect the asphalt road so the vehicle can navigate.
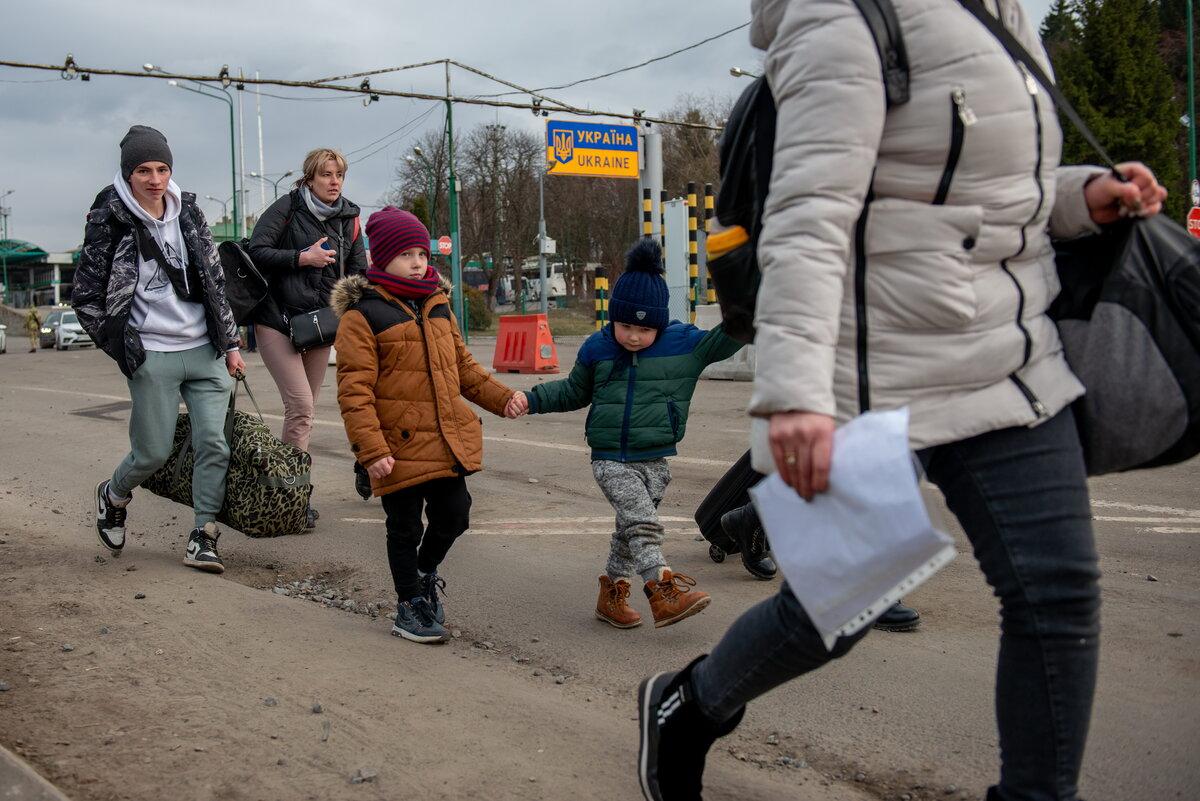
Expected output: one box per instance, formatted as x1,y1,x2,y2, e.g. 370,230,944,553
1,335,1197,800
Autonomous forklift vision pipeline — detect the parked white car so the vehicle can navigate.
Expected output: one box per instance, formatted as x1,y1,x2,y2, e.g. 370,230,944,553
54,311,94,351
0,323,7,354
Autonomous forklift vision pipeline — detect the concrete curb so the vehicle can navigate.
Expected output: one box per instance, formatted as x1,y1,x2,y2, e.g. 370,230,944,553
0,744,72,801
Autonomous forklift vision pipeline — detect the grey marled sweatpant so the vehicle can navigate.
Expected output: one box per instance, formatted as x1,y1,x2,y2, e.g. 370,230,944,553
591,458,671,584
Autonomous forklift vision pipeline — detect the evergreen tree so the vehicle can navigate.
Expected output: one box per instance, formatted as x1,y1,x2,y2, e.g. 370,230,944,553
1047,0,1185,217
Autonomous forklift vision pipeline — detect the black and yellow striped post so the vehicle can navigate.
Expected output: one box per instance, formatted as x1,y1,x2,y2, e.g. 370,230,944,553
687,181,698,323
594,267,608,330
642,188,653,238
704,183,716,304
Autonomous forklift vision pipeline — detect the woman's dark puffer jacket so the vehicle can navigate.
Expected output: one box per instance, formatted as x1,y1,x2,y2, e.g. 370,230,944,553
247,188,368,335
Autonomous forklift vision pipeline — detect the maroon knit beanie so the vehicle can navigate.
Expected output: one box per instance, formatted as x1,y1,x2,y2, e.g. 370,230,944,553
365,207,430,270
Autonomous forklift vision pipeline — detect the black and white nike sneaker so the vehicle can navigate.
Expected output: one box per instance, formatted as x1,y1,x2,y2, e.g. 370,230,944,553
95,480,128,556
184,523,225,574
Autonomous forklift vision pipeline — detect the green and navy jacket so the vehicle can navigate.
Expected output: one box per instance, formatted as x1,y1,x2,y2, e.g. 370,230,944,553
527,321,743,462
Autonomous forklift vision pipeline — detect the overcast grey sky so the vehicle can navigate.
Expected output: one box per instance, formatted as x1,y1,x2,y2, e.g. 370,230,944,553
2,0,1052,252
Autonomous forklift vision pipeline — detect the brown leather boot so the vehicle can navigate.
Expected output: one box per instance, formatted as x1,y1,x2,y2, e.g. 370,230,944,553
595,576,642,629
644,570,710,628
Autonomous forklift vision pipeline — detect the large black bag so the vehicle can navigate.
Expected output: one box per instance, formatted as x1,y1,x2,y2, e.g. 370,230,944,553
956,0,1200,474
217,239,269,325
141,378,313,537
693,450,764,563
709,0,911,344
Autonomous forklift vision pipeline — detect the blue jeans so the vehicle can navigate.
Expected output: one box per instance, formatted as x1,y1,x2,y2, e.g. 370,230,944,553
691,409,1100,801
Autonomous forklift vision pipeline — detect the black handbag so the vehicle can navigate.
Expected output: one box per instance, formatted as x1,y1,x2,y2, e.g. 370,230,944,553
958,0,1200,475
217,239,269,325
287,219,349,352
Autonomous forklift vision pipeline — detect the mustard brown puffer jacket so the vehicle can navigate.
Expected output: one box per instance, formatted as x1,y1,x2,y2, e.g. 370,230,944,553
331,275,514,496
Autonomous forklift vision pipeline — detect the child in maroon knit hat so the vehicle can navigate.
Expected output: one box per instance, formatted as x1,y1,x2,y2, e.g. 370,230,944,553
331,206,519,644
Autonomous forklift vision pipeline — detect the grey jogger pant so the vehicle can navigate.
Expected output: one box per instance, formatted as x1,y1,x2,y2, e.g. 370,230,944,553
110,346,233,528
591,458,671,584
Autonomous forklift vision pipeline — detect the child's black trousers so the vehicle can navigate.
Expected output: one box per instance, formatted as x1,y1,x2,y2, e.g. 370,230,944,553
380,476,471,600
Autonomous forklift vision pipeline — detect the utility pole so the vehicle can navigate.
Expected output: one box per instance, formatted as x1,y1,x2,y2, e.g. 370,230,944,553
1188,0,1197,202
445,61,466,341
538,165,549,315
640,129,664,238
256,70,266,212
238,68,247,232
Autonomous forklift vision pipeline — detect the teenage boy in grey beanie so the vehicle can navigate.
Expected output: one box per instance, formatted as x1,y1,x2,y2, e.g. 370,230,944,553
73,125,245,574
506,238,743,630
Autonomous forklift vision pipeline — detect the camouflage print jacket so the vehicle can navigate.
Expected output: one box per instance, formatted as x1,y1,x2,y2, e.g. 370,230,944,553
71,185,238,378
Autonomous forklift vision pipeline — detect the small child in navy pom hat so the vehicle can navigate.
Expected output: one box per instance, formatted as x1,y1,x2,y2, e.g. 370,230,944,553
505,238,743,630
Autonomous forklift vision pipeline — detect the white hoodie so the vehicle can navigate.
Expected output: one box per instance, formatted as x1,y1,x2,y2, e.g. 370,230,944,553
113,172,209,351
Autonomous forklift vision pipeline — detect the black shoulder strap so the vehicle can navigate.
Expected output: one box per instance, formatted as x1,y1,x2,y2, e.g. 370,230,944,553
852,0,911,107
955,0,1118,174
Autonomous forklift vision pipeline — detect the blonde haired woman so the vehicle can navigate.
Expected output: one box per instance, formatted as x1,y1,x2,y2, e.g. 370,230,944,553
248,148,367,527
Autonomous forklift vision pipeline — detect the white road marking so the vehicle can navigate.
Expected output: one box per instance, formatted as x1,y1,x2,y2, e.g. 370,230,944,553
1143,527,1200,534
1093,516,1200,524
9,385,129,403
1091,500,1200,517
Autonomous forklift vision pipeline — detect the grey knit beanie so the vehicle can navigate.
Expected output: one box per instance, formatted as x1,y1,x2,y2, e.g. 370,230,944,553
119,125,173,180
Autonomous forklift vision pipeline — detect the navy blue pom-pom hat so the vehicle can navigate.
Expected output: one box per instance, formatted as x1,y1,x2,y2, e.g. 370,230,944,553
609,238,670,331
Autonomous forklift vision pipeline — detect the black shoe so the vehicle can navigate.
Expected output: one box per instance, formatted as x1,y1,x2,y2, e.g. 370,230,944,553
184,523,225,574
391,596,449,644
305,504,319,529
873,600,921,632
353,462,372,500
95,480,128,555
419,572,447,625
637,656,744,801
720,505,777,581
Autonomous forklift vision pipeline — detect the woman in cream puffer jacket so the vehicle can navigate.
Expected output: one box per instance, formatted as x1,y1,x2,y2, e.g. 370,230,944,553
634,2,1168,800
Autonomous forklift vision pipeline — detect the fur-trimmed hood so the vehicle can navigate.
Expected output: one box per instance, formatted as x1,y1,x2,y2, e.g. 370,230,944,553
331,272,453,318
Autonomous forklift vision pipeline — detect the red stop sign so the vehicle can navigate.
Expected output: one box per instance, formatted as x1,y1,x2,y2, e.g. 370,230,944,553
1188,207,1200,240
438,236,453,255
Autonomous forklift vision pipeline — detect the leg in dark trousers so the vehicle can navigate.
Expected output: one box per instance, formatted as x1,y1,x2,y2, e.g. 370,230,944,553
416,476,471,575
381,477,471,601
687,409,1099,801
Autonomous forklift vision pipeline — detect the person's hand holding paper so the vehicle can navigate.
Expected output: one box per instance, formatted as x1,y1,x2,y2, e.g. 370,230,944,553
749,408,956,650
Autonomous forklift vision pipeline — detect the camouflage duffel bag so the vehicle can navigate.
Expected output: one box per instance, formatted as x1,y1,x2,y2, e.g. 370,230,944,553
142,377,312,537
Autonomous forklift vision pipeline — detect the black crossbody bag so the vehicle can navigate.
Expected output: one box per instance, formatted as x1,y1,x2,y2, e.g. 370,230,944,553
287,219,347,352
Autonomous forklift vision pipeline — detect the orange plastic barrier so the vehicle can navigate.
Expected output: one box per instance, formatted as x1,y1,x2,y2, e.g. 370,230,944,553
492,314,559,374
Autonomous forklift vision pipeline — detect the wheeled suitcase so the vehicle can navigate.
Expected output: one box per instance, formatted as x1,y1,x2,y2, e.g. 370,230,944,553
141,378,313,537
694,450,763,563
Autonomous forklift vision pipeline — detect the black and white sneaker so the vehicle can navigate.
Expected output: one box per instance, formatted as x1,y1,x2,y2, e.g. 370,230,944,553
184,523,225,574
637,656,743,801
419,572,447,625
391,597,449,644
95,480,128,556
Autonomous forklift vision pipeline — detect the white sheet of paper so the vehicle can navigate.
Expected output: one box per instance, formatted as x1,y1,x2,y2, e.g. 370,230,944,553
749,408,956,650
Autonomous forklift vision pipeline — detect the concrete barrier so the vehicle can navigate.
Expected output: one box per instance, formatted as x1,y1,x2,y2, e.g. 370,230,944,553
696,304,754,381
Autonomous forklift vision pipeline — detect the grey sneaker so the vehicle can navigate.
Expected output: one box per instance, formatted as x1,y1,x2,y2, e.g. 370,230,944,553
184,523,225,574
95,480,128,556
419,572,447,624
391,597,448,644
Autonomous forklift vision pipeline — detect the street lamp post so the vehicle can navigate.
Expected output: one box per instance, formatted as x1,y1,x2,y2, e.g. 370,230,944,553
1,191,14,304
250,170,294,201
205,194,229,222
166,79,240,239
729,66,760,79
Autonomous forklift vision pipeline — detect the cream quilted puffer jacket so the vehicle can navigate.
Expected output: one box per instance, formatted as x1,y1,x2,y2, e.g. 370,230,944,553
747,0,1106,469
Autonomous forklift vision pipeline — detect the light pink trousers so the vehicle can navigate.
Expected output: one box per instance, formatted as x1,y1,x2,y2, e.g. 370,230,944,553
255,324,331,453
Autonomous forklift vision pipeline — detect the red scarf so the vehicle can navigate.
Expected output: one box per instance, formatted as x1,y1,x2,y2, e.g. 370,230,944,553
365,266,441,300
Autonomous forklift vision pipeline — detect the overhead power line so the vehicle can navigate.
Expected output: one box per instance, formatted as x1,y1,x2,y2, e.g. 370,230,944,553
0,57,721,131
476,22,751,97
